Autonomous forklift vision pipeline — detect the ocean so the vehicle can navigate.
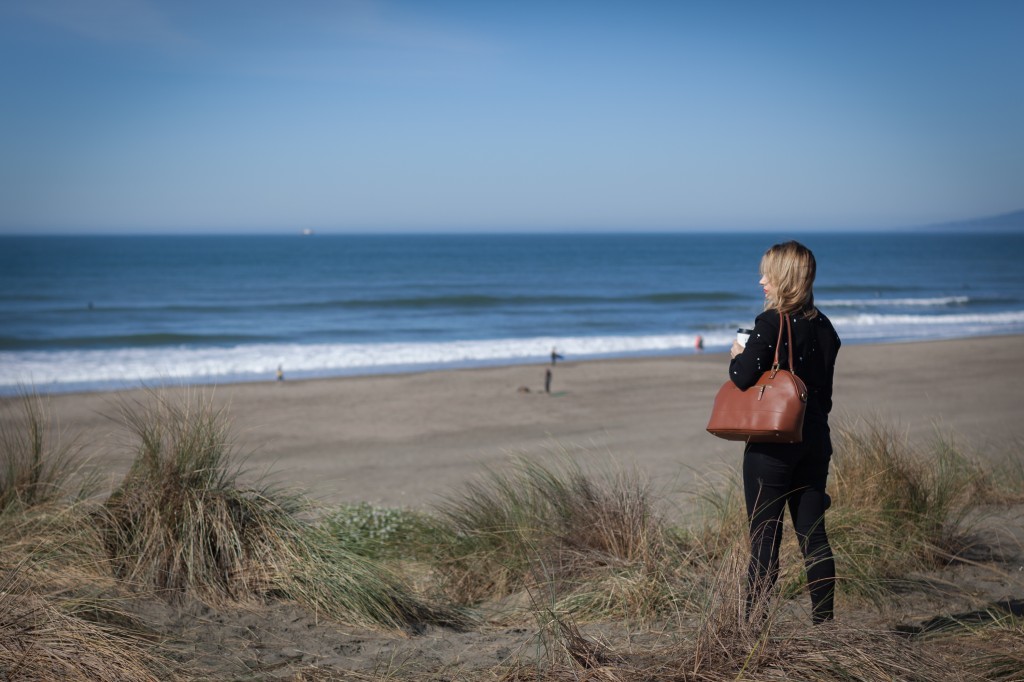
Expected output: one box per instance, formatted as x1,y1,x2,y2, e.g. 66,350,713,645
3,232,1023,394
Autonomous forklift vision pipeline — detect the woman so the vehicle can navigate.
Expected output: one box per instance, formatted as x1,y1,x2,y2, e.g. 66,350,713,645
728,240,840,624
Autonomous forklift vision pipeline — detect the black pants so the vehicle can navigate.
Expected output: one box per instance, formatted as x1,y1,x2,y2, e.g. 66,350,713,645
743,427,835,624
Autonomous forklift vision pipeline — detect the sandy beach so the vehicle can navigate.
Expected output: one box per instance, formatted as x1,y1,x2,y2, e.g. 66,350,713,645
24,334,1024,509
6,334,1024,680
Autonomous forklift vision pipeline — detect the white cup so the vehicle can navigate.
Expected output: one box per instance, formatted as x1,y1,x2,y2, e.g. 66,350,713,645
736,328,753,347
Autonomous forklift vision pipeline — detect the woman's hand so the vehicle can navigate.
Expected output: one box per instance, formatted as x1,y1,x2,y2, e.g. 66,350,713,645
729,340,744,359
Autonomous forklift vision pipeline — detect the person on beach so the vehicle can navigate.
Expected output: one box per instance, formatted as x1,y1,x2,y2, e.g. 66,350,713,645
550,347,564,365
545,367,553,393
728,240,841,625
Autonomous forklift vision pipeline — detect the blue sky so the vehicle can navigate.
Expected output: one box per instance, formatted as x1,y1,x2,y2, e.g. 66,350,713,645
1,1,1022,234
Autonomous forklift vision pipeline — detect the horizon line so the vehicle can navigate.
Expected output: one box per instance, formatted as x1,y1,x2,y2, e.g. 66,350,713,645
3,227,1023,238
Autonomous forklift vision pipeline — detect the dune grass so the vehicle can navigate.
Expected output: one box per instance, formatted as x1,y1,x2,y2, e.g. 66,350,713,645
535,626,966,682
2,388,1022,680
0,390,128,631
682,417,1017,610
501,543,983,682
95,389,463,630
425,456,690,622
827,418,1002,602
962,620,1024,681
0,389,92,513
321,415,1022,630
98,389,301,600
0,568,168,682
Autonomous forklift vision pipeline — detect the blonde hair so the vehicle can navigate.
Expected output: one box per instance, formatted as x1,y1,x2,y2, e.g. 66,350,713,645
760,240,817,317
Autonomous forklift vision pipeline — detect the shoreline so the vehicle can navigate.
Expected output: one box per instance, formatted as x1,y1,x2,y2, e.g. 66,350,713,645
6,330,1023,399
7,334,1023,508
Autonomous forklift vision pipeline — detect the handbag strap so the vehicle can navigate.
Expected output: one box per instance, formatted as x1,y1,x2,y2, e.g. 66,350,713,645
770,311,796,378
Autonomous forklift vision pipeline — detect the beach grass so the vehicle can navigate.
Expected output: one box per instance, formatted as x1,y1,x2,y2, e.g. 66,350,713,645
1,389,1022,680
98,389,296,600
95,388,463,630
499,546,995,682
0,434,167,648
0,388,94,512
827,418,1000,603
426,455,688,622
0,587,168,682
680,416,1017,610
0,390,133,636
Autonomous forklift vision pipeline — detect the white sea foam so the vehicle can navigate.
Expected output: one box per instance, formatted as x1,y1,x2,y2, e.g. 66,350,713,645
1,332,733,393
819,296,970,307
830,310,1024,341
5,308,1024,394
830,310,1024,326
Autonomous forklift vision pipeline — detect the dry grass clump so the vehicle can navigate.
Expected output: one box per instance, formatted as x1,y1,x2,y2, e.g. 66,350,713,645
0,389,91,512
0,571,168,682
963,626,1024,681
831,419,985,550
98,390,296,600
988,435,1024,504
97,389,463,630
0,390,121,618
681,467,748,563
430,456,686,621
827,418,996,600
685,417,1013,608
504,548,971,682
656,625,962,681
0,504,120,619
508,599,959,680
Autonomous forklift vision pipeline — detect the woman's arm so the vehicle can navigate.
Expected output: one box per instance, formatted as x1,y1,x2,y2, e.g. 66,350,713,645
728,311,777,389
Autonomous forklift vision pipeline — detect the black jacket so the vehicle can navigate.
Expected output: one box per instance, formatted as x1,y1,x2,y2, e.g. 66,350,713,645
728,309,841,427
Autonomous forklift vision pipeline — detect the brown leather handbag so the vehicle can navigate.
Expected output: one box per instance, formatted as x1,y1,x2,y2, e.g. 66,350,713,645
706,312,808,443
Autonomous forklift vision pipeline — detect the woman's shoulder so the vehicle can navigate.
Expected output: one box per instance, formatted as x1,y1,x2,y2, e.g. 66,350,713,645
810,308,836,328
764,307,838,336
809,308,842,344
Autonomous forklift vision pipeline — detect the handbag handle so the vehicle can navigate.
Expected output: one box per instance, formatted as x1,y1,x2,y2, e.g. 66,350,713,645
769,312,796,378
